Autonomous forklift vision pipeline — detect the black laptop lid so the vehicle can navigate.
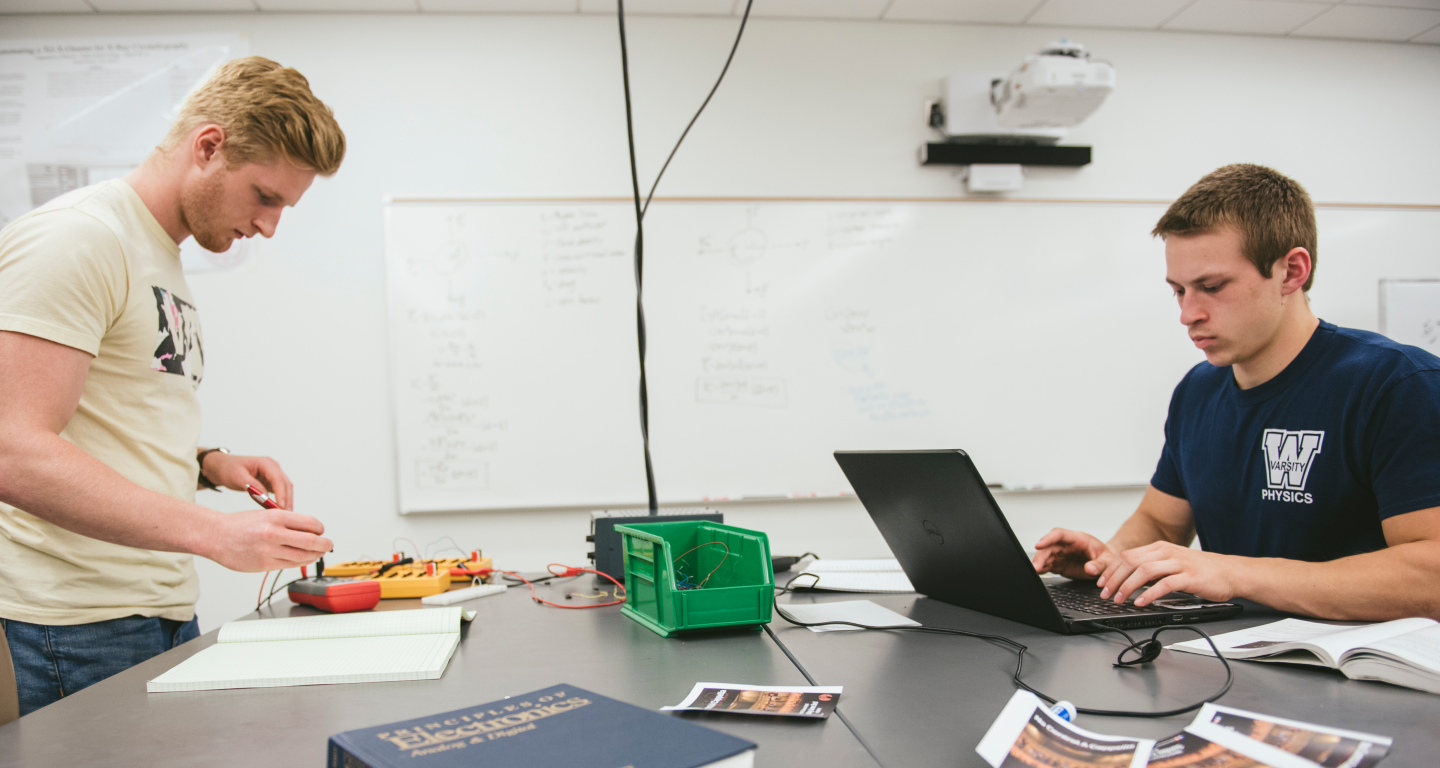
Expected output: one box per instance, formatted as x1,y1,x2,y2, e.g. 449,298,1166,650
834,449,1066,632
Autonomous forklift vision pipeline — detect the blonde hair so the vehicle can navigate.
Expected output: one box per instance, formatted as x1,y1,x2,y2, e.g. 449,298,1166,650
162,56,346,176
1153,164,1317,291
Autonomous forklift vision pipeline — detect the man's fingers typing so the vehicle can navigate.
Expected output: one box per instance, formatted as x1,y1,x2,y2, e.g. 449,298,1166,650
1033,529,1070,549
1114,558,1178,604
1098,557,1140,599
1135,576,1184,606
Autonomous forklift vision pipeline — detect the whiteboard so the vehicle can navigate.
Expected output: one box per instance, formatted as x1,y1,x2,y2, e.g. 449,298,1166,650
384,200,1440,513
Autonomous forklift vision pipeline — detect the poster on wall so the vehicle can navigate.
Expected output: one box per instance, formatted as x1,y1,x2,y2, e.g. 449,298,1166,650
1380,279,1440,354
0,33,250,273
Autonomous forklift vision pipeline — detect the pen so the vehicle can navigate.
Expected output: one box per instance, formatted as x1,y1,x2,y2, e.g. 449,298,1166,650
246,484,280,510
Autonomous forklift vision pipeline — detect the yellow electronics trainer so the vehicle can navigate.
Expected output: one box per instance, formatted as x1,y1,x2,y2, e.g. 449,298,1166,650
326,552,493,582
354,567,450,599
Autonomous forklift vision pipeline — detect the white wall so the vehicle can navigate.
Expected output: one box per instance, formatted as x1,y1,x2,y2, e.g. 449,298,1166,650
3,13,1436,631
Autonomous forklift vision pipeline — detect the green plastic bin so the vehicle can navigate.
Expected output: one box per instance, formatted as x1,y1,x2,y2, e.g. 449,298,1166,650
615,521,774,638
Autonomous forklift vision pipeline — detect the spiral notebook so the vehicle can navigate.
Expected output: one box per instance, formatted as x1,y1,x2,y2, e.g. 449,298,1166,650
148,606,473,693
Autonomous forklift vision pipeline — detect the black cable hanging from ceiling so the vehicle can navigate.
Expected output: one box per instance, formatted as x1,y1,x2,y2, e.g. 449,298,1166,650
614,0,756,516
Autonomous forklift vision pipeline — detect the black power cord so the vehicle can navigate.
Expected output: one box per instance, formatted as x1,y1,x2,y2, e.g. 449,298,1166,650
772,605,1233,719
614,0,756,515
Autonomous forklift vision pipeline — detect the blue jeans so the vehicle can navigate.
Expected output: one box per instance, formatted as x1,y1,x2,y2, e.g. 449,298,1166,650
3,614,199,716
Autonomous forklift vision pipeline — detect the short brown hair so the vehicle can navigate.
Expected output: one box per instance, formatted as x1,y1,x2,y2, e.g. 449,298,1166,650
161,56,346,176
1153,164,1317,291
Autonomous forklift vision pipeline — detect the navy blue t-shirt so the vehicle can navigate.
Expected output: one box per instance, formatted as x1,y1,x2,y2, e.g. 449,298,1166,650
1151,320,1440,562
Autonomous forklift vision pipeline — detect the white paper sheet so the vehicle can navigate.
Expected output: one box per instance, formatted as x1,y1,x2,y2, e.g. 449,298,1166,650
777,600,920,633
797,558,902,573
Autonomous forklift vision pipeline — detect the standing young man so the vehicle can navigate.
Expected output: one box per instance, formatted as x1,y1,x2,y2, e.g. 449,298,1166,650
1032,164,1440,621
0,57,344,715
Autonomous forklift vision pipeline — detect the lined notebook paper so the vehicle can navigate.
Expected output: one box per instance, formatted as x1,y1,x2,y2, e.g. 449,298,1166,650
791,559,915,593
148,606,472,693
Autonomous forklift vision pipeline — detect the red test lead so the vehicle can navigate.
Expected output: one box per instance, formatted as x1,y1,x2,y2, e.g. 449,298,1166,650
246,484,280,510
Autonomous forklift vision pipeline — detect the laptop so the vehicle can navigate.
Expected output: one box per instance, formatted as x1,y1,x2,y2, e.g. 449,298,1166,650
833,449,1242,634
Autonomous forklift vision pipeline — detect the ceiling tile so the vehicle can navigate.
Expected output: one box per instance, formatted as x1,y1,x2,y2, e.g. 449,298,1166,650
258,0,412,9
1026,0,1192,29
87,0,254,10
1410,22,1440,40
1164,0,1331,34
1346,0,1440,10
580,0,735,15
418,0,574,9
0,0,92,12
883,0,1046,24
1291,3,1440,39
750,0,888,19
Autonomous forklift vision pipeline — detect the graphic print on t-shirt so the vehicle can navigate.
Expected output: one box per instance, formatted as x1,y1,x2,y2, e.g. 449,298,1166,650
151,286,204,387
1260,429,1324,504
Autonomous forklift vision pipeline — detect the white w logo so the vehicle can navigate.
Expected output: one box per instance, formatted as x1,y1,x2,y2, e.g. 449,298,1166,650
1262,430,1324,490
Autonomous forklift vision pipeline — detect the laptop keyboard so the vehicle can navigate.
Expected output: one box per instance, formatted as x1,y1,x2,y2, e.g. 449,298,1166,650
1047,585,1169,616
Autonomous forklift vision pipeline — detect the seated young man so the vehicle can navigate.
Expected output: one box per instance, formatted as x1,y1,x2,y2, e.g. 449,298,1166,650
1031,164,1440,622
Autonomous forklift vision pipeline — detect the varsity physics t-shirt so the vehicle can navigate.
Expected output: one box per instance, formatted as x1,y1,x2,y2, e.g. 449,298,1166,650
1151,321,1440,562
0,180,203,625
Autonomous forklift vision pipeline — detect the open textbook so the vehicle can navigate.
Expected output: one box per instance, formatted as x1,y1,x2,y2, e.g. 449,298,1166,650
148,606,474,693
1168,617,1440,694
976,692,1392,768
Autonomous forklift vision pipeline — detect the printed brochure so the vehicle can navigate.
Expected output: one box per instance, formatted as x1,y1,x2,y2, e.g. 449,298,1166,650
975,692,1394,768
976,691,1154,768
662,682,841,719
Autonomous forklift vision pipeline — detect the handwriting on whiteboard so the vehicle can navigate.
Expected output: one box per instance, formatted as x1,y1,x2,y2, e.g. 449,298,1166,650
696,377,788,408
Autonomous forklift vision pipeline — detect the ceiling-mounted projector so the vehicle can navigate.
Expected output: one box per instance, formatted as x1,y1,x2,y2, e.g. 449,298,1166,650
920,40,1114,193
937,40,1115,144
991,40,1114,131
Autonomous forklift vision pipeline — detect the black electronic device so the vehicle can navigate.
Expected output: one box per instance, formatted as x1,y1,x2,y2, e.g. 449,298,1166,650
587,508,722,582
771,555,801,573
833,449,1242,634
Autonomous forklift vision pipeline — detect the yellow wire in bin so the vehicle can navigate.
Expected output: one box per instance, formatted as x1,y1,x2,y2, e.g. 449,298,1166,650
614,521,774,638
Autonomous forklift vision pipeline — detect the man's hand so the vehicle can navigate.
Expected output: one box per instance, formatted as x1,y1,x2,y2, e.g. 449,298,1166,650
201,451,294,510
1032,528,1121,580
201,508,333,573
1098,541,1241,606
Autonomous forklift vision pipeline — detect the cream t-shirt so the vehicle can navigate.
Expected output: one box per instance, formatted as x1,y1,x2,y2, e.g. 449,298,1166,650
0,180,203,625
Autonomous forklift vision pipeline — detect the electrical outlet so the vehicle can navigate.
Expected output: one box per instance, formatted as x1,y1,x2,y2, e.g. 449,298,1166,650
924,98,945,131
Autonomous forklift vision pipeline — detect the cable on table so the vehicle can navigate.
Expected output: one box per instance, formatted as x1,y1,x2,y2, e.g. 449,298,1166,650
771,604,1233,718
498,565,628,609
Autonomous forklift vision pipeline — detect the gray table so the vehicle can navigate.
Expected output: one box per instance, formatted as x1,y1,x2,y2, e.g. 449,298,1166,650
769,588,1440,768
0,578,878,768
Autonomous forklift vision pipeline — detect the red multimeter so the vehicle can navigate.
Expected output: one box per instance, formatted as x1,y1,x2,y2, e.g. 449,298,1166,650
288,577,381,613
286,559,381,613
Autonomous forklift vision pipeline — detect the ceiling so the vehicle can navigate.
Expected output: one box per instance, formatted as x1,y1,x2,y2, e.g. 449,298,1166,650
2,0,1437,45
